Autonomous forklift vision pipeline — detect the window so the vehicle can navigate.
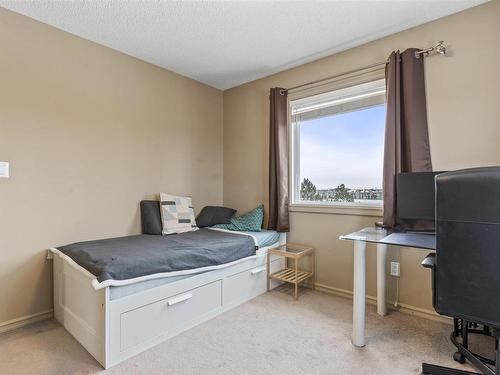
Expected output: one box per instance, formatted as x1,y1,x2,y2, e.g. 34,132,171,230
290,79,386,208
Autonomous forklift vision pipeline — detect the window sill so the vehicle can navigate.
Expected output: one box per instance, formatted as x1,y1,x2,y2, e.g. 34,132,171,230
289,203,383,217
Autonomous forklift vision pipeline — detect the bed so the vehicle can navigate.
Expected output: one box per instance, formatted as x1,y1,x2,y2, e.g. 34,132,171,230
49,206,286,368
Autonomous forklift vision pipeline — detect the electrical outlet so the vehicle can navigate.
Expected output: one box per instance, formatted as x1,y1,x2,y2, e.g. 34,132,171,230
0,162,9,178
390,261,400,277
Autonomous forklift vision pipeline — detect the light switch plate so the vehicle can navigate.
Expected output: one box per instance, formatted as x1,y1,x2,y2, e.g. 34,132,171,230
0,162,10,178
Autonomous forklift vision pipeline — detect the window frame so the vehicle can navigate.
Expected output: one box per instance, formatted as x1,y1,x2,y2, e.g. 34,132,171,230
287,68,386,214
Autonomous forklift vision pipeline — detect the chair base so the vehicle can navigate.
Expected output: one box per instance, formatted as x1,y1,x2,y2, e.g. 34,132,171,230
422,322,499,375
451,320,496,367
422,363,480,375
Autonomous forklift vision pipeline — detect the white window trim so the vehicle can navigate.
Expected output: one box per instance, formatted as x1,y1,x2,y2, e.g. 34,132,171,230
288,67,385,214
289,203,383,217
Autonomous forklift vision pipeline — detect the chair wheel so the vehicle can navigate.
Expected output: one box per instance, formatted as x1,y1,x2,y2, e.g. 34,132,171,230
453,351,466,364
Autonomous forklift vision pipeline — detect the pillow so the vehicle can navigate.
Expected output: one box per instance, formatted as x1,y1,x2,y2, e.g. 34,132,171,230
159,193,198,235
213,205,264,232
140,200,162,235
196,206,236,228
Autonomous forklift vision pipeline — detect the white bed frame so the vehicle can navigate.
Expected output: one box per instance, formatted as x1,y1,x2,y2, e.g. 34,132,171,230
51,234,286,369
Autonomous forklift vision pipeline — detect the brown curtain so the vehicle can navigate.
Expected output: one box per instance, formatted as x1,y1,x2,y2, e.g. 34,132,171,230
268,88,289,232
383,49,433,228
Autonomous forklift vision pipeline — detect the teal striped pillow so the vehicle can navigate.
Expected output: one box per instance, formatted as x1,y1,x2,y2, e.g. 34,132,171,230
213,205,264,232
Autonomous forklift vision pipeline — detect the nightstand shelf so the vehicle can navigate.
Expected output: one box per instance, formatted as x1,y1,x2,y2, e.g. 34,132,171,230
270,268,312,284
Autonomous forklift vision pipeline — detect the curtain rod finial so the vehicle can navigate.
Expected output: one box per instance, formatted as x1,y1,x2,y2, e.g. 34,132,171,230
415,40,447,59
435,40,447,55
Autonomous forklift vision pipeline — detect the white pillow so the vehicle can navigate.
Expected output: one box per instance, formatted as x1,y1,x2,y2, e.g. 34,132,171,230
159,193,198,235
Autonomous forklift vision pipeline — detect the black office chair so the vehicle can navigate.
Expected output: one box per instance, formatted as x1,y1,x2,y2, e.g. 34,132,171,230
421,167,500,375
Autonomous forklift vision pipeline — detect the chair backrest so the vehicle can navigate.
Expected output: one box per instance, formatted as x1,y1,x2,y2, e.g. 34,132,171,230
435,167,500,329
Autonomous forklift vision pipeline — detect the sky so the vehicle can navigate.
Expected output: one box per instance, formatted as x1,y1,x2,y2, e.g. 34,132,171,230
299,104,386,190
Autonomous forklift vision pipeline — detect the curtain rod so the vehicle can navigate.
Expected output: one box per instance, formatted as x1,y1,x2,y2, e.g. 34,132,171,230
284,41,447,93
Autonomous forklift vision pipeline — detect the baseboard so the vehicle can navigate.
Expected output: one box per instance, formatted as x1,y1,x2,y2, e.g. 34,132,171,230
0,284,446,335
314,283,452,325
0,309,54,335
394,302,452,324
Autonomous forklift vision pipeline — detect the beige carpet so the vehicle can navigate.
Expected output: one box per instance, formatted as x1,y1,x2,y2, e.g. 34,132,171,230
0,288,490,375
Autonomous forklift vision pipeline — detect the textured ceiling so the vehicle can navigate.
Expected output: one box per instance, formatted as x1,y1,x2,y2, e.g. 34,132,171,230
0,0,487,90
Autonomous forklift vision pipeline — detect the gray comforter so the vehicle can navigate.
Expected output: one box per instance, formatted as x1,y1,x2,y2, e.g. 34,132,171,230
58,229,257,283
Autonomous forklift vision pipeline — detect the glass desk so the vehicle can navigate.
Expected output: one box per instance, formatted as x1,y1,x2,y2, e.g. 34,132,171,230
340,227,436,347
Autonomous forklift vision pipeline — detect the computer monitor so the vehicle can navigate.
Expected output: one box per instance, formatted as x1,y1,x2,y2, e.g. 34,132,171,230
396,171,444,222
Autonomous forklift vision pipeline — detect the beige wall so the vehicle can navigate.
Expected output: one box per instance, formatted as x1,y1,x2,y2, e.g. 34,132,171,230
1,1,499,328
223,1,500,314
0,8,223,325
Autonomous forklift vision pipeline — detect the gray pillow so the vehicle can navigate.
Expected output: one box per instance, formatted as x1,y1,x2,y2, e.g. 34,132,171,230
140,200,162,235
196,206,236,228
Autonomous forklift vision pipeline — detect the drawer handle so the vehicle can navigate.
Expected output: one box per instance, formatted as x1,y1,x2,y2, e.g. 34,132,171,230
166,293,193,306
251,267,266,275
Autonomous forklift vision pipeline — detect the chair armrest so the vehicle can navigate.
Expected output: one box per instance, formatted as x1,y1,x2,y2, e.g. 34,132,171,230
422,253,437,308
421,253,437,308
421,253,436,269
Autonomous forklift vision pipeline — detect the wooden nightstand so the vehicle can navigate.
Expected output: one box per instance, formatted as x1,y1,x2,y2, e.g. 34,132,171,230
267,243,315,300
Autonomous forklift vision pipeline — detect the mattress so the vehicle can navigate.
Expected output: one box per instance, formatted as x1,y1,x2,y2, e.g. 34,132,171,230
236,229,280,248
52,228,281,293
54,228,257,289
109,274,192,300
108,231,281,300
109,243,277,300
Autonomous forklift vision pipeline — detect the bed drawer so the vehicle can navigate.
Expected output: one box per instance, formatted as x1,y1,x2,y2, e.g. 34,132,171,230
223,258,284,308
120,280,222,351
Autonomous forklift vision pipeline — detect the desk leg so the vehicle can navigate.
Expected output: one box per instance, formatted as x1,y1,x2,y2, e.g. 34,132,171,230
352,240,366,347
376,243,388,316
267,252,271,292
